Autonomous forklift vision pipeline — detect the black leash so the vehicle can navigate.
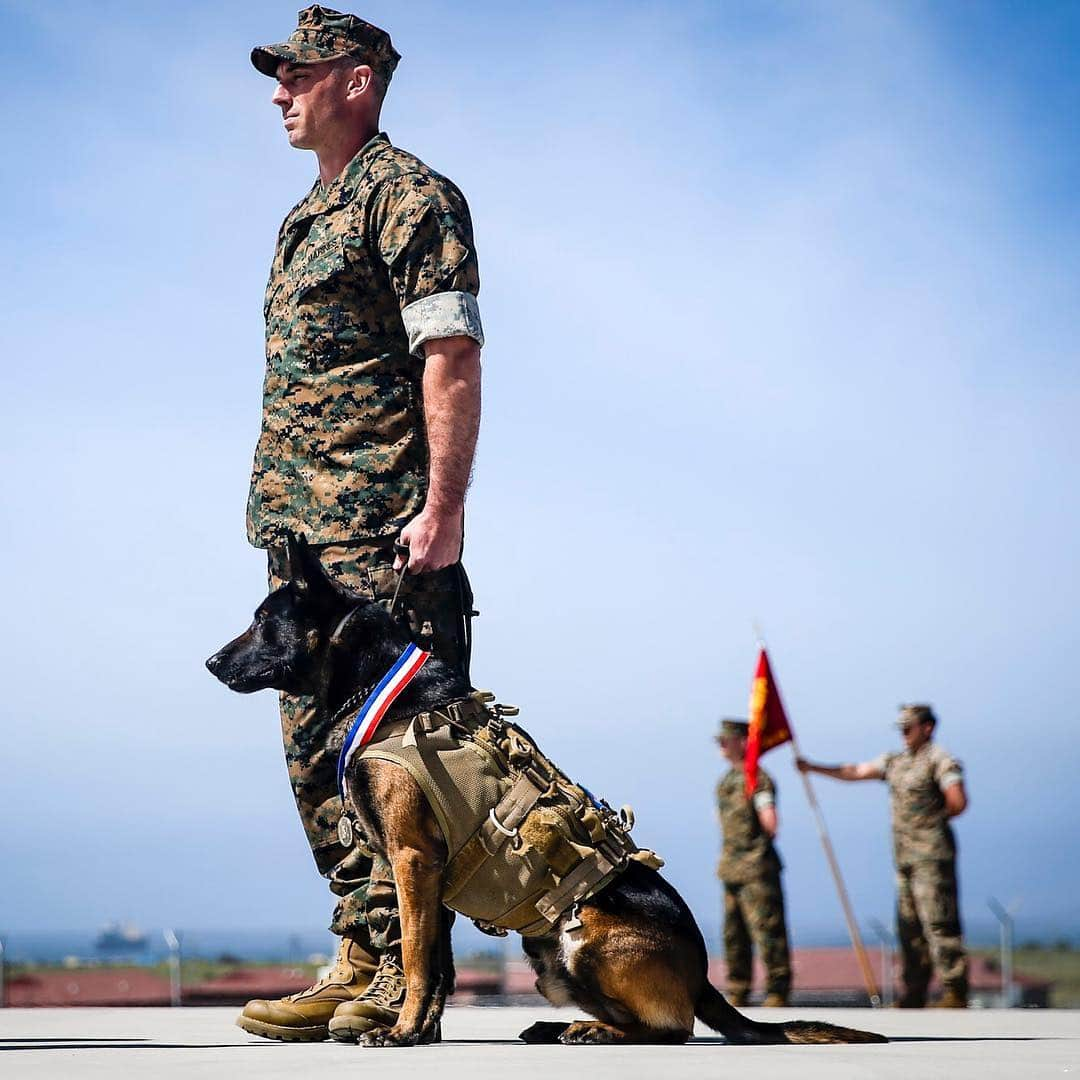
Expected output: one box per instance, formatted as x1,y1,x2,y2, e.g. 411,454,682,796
387,541,411,617
386,539,475,684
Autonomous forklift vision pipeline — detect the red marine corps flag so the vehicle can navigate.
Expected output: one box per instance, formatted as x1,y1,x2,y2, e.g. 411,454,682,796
745,648,793,796
741,639,882,1004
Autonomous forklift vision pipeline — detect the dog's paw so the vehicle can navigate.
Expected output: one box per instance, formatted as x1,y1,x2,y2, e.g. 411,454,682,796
558,1021,624,1045
361,1025,421,1048
519,1020,570,1044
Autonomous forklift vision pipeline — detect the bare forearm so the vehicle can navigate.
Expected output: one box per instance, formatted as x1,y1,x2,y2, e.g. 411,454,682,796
944,782,968,818
422,338,481,514
798,759,874,781
396,337,481,573
814,763,857,781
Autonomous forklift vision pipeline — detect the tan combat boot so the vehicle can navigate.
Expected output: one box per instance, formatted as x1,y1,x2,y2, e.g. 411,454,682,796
726,988,750,1007
328,951,408,1042
762,992,789,1007
236,935,378,1042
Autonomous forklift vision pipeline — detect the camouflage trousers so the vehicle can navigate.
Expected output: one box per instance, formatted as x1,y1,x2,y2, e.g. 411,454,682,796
722,872,791,997
896,859,968,996
268,537,473,949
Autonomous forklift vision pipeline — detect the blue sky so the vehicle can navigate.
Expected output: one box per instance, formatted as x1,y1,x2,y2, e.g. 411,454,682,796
2,0,1078,953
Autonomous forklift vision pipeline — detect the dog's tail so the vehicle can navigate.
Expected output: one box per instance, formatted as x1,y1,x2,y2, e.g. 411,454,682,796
695,982,886,1045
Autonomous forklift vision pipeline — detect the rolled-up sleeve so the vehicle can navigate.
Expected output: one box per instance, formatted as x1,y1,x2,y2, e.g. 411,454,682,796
870,752,892,780
374,173,483,357
400,291,483,357
752,771,776,810
933,749,964,790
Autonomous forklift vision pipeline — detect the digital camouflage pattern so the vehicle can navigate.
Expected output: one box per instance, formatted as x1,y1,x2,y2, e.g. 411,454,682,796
268,537,472,946
251,5,401,80
871,742,963,865
871,738,967,997
723,874,791,999
896,859,968,996
716,766,790,998
716,766,782,883
247,133,482,548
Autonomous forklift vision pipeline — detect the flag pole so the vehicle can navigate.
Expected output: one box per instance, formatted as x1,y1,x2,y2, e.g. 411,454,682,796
787,732,881,1007
754,628,881,1007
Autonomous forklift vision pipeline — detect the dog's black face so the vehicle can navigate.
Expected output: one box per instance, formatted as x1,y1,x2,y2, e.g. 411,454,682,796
207,532,466,717
206,532,364,696
206,581,325,695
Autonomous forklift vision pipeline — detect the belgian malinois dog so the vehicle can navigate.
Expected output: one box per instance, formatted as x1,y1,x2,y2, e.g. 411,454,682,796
207,535,885,1049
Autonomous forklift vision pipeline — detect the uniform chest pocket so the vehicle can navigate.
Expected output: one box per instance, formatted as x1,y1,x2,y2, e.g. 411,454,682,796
291,238,350,307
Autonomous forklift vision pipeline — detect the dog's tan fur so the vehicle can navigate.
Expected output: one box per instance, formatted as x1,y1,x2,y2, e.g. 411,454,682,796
207,535,886,1048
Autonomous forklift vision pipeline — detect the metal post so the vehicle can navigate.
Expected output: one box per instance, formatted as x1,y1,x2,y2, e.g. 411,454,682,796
869,919,895,1007
987,898,1018,1008
0,936,6,1008
163,930,182,1007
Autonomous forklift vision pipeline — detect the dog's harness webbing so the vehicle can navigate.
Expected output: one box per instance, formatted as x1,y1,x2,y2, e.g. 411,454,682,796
336,643,430,798
351,694,665,938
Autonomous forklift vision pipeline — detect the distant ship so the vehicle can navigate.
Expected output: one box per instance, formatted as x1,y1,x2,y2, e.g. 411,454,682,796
94,922,148,952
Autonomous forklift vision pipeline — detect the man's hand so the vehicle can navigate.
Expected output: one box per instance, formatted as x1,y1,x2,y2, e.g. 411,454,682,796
395,505,463,574
795,757,812,774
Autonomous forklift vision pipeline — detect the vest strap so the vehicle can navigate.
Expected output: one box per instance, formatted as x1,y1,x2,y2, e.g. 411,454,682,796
534,849,619,925
443,770,548,902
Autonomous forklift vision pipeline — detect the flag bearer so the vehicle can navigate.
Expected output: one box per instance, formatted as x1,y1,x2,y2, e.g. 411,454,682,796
797,704,969,1007
715,719,792,1007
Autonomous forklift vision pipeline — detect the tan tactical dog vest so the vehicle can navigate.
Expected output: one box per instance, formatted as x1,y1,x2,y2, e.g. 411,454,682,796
352,692,663,936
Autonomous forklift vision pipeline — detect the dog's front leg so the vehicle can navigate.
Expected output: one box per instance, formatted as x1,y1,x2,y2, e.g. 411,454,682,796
420,904,455,1039
361,842,445,1047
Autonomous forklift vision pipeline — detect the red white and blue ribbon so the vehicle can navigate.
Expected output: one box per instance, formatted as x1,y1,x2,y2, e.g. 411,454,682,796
337,643,430,796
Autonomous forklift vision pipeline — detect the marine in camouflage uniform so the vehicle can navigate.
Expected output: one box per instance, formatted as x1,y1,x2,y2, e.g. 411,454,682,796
715,719,792,1006
798,704,969,1007
251,125,483,945
236,6,485,1042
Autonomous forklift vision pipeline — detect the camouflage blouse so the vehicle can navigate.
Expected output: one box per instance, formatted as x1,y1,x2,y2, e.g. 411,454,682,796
246,133,483,547
716,767,782,884
871,742,963,866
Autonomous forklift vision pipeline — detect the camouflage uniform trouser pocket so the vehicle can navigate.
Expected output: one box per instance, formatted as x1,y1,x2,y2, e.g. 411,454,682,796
267,537,474,946
896,859,968,994
722,872,792,996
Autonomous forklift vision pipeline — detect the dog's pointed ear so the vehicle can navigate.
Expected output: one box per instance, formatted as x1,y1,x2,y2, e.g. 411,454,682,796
284,532,310,595
284,531,344,604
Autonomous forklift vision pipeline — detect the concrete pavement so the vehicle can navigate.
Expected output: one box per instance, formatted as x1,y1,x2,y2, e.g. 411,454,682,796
1,1005,1077,1078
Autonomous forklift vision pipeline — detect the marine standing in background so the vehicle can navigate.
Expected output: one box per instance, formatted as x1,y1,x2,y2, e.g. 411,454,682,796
716,719,792,1007
237,6,485,1043
797,704,969,1007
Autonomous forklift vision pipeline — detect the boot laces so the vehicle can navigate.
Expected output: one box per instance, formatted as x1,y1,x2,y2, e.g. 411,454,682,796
363,953,405,1007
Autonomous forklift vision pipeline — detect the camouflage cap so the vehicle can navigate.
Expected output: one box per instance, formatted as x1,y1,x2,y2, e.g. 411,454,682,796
251,5,400,80
716,718,750,741
896,703,937,728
